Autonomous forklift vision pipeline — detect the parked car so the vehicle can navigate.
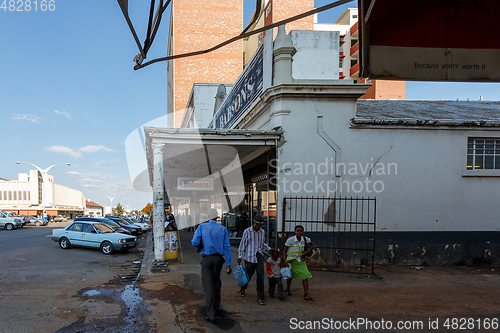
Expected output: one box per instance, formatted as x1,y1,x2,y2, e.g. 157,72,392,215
133,218,152,231
74,217,131,235
24,216,47,226
123,217,152,231
105,216,143,237
53,215,67,222
50,220,138,254
0,210,24,230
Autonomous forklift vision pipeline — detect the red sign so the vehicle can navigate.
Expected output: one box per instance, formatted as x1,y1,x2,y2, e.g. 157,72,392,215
360,0,500,81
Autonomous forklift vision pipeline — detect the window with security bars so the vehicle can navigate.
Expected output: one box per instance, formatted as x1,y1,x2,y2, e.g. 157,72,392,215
467,138,500,170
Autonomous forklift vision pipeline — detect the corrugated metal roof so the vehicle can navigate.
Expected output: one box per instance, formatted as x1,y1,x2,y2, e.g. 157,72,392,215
356,100,500,121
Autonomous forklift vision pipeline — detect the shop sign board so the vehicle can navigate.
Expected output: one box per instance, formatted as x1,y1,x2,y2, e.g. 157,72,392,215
177,177,214,191
209,42,264,129
360,0,500,82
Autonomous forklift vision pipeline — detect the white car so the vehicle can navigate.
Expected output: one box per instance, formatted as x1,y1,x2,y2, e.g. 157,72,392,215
51,220,138,254
126,217,152,231
24,216,47,226
0,211,23,230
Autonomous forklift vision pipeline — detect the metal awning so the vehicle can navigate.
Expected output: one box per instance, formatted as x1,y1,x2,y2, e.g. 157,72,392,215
143,127,282,199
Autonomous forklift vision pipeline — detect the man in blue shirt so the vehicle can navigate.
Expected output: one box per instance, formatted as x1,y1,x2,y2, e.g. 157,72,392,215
192,209,232,323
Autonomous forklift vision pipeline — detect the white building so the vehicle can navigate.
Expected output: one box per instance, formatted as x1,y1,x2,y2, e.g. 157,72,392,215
84,199,104,217
142,24,499,267
0,170,85,218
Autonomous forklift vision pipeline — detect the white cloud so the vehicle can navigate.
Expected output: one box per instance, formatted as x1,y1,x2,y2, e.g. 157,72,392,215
79,178,105,183
79,145,115,153
54,110,72,119
12,114,44,123
69,170,118,181
45,146,83,158
67,171,85,176
87,172,118,180
94,159,119,166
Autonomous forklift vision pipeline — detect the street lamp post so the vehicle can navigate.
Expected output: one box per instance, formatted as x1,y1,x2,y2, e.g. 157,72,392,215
16,161,70,220
107,196,115,215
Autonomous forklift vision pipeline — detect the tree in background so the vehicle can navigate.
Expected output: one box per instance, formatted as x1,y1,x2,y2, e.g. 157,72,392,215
141,203,153,216
115,203,124,216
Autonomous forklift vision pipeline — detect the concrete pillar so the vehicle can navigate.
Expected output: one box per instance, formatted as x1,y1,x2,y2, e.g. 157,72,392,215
152,143,165,262
273,25,296,85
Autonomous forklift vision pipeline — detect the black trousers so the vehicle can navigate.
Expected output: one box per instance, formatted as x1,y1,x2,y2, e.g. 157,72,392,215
201,254,225,321
268,277,284,297
241,252,266,300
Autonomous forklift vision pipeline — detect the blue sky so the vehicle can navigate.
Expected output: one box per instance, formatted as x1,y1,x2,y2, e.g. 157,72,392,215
1,0,499,210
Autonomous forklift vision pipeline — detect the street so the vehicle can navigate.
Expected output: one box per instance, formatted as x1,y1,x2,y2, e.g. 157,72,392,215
0,223,146,332
2,225,500,333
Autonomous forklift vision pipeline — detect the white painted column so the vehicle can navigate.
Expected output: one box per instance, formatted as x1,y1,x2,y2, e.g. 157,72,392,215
152,143,165,261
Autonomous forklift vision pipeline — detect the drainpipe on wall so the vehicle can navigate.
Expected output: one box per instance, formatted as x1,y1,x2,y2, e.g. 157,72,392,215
317,116,342,179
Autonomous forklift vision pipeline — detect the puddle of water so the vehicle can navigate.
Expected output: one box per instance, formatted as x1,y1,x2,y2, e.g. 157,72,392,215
121,284,143,311
83,289,101,297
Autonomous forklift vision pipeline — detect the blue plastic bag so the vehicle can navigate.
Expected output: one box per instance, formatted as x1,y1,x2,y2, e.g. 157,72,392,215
233,264,249,286
280,264,292,280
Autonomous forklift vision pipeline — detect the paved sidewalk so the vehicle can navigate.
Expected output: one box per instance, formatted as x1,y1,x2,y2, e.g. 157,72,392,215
137,231,500,332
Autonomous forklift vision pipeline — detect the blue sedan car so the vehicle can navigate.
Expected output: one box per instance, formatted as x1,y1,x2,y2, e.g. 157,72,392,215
50,220,138,254
105,216,143,237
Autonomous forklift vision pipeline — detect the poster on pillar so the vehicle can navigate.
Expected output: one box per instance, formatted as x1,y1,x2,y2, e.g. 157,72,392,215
359,0,500,82
157,201,164,213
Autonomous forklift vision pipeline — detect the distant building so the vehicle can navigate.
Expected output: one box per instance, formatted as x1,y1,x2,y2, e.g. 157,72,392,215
314,7,405,99
0,170,85,218
166,0,244,128
84,199,103,217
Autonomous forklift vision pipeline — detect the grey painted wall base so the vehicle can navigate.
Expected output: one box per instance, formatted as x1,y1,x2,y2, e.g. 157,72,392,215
375,231,500,266
277,231,500,266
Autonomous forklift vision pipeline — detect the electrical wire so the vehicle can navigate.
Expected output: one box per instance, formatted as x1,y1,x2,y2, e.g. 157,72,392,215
133,0,353,70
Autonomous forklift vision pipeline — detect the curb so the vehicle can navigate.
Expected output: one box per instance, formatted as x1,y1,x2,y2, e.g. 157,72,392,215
139,230,155,277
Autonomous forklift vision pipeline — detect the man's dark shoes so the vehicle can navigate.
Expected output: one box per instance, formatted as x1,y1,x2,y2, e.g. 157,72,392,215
269,293,275,298
204,315,216,324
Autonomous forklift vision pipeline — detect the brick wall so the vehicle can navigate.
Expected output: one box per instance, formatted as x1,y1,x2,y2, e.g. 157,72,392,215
361,80,406,100
172,0,243,128
272,0,314,33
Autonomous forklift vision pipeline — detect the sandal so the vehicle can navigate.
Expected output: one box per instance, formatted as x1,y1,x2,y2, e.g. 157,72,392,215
238,289,245,297
303,294,315,301
257,298,266,306
285,290,292,296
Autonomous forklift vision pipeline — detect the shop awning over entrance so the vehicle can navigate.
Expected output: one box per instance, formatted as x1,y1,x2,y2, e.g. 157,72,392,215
143,127,281,199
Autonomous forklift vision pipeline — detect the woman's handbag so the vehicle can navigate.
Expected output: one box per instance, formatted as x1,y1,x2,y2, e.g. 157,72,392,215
302,237,313,258
280,264,292,280
233,264,249,286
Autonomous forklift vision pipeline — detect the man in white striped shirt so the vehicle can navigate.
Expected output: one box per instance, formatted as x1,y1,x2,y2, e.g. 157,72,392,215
237,214,271,306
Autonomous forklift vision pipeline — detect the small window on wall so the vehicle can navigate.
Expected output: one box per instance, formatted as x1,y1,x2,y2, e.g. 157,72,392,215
467,138,500,170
